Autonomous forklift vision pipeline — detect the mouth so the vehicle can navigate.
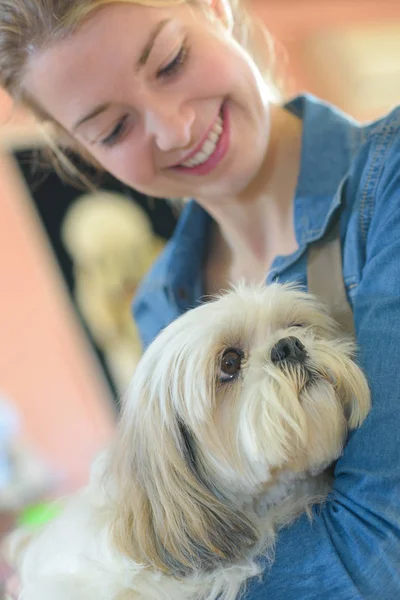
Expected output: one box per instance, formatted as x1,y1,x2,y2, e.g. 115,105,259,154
171,102,230,176
279,362,319,395
300,369,319,393
298,366,339,395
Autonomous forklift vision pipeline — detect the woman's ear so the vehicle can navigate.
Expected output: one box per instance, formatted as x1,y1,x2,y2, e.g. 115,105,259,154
203,0,234,31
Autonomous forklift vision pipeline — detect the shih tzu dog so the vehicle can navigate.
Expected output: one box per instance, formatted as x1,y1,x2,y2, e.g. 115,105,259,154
6,284,371,600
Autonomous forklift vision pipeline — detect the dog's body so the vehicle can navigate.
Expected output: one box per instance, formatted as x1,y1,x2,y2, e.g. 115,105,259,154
9,454,257,600
6,285,371,600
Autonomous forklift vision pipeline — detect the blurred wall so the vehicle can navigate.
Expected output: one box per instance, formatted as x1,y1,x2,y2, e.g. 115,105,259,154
252,0,400,120
0,151,115,492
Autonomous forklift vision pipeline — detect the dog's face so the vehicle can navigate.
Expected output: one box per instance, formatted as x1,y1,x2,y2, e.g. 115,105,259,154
112,285,370,577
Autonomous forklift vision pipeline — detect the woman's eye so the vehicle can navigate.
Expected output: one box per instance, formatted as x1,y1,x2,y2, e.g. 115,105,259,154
219,348,244,383
101,115,129,147
157,40,189,78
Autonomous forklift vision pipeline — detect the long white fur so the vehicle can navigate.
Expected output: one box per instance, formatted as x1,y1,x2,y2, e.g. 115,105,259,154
5,284,371,600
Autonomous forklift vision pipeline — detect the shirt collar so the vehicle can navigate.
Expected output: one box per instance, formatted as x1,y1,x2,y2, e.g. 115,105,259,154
285,94,361,245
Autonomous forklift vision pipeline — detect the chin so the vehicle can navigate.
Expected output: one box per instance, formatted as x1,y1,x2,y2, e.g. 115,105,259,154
7,284,371,600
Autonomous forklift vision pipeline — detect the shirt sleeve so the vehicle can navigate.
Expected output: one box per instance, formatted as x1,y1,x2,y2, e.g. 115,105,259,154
245,139,400,599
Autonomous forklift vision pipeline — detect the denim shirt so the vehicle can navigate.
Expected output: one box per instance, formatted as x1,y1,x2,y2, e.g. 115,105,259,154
134,94,400,599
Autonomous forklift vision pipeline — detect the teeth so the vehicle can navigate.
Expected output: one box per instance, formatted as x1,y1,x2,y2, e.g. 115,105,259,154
181,114,223,168
209,131,219,143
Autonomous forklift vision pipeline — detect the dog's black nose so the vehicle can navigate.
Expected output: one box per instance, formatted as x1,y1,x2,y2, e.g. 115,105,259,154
271,336,307,365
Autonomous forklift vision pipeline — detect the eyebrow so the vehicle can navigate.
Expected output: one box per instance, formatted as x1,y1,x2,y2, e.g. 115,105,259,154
72,18,171,132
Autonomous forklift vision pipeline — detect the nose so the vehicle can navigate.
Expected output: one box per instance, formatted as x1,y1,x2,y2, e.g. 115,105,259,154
271,336,307,365
146,105,195,152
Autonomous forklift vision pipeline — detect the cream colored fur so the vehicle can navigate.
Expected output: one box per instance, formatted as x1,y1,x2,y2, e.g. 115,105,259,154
6,284,371,600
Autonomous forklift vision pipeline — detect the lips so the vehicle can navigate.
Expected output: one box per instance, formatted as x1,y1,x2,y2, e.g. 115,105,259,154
170,103,230,176
180,113,223,168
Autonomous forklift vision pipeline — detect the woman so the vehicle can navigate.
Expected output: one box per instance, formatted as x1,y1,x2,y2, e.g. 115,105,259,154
2,1,400,597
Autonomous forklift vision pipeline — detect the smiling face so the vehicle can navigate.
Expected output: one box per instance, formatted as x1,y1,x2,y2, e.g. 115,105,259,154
22,1,272,203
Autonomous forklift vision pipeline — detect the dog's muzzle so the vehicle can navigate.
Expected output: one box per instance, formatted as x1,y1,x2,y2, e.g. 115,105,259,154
271,336,307,366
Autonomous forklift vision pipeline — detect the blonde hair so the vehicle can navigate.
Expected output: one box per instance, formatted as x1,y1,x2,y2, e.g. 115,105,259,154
0,0,279,184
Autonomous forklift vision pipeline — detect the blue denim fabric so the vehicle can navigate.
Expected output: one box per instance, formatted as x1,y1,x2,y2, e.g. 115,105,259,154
133,94,400,599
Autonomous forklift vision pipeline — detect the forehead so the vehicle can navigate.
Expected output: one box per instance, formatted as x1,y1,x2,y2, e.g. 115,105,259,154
22,3,184,124
172,287,309,348
207,287,304,324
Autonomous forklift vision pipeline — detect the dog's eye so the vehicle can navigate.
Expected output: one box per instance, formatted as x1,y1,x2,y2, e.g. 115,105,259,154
291,323,305,328
219,348,243,382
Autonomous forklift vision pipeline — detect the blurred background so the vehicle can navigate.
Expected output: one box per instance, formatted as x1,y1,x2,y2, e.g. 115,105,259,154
1,0,400,567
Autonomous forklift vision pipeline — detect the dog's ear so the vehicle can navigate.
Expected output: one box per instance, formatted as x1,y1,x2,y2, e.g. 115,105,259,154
110,397,258,577
341,358,371,430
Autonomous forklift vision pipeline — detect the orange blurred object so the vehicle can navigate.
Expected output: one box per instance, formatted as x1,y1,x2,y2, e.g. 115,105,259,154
0,152,115,493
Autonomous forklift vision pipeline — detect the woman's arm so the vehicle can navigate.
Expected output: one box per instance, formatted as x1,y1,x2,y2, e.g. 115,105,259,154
247,136,400,600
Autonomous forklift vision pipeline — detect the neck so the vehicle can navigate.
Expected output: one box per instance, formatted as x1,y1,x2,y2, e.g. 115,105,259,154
199,105,303,286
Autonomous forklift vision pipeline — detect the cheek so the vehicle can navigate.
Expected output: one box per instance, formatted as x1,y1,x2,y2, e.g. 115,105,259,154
92,142,157,191
186,31,251,100
210,387,278,489
207,387,247,462
188,58,234,96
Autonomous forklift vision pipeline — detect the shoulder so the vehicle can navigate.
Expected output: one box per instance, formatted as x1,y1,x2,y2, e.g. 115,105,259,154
353,103,400,174
289,93,400,166
346,104,400,238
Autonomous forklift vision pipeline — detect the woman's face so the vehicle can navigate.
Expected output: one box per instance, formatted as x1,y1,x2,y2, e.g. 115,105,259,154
24,1,272,203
